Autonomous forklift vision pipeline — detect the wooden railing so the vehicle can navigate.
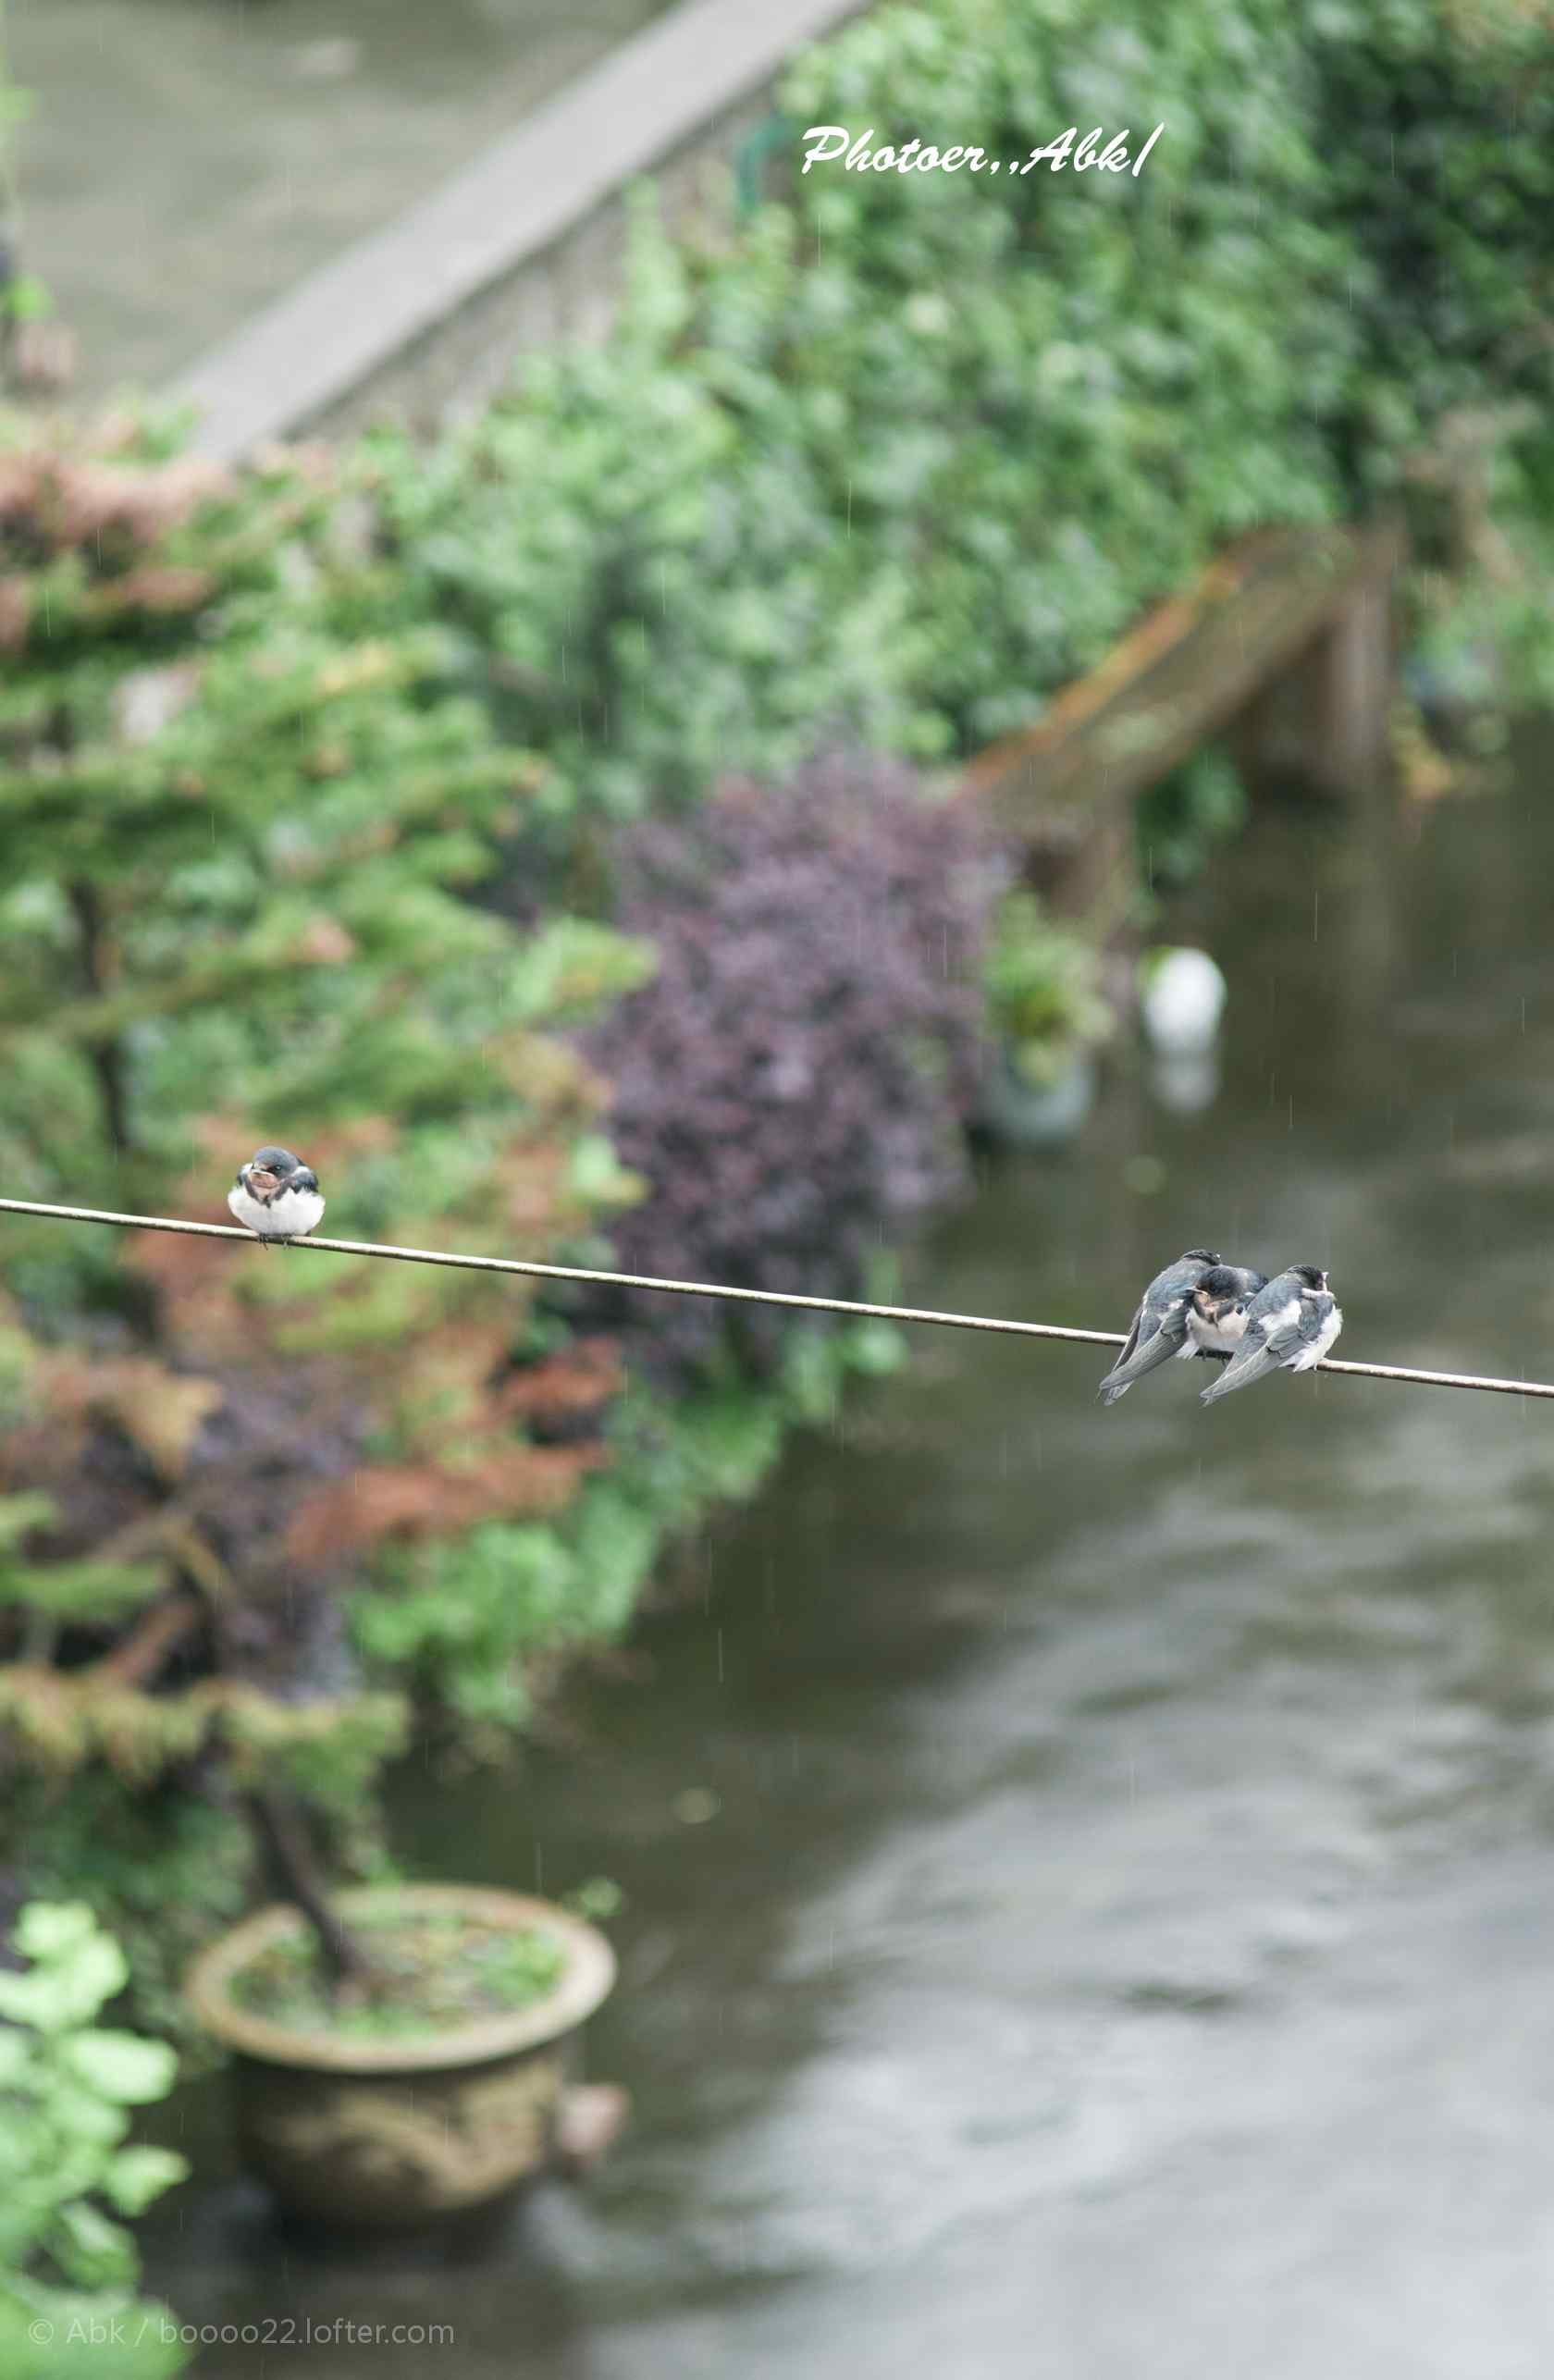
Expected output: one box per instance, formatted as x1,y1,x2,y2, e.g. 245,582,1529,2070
960,519,1406,908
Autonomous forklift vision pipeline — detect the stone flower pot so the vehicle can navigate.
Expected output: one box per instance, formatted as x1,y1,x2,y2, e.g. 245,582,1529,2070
185,1883,616,2232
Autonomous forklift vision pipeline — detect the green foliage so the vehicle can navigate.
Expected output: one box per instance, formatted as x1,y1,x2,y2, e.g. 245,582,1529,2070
353,1523,580,1734
361,0,1554,851
0,415,648,1998
0,1903,189,2380
0,428,635,1188
222,1689,411,1818
364,246,933,855
1137,747,1252,893
586,1312,906,1545
983,892,1114,1086
11,1781,250,2050
0,1491,165,1630
1402,433,1554,712
1302,0,1554,487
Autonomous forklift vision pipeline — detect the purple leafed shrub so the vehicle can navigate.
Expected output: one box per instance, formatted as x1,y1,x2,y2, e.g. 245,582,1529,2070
582,752,1007,1381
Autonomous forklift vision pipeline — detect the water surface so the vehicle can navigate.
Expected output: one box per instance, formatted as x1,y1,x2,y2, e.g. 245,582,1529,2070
8,0,673,396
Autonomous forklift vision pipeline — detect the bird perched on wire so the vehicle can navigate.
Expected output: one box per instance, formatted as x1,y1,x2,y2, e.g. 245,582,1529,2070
228,1147,325,1244
1184,1263,1268,1361
1199,1264,1341,1404
1097,1248,1223,1405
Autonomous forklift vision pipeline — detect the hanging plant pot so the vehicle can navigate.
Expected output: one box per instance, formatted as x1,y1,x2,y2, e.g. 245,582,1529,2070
975,1041,1098,1152
185,1883,617,2232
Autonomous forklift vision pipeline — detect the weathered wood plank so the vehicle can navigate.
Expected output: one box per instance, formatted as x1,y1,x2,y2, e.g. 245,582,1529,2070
961,522,1404,862
1230,523,1404,796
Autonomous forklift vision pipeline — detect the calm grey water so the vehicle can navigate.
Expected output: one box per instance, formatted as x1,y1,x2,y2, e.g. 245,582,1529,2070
7,0,673,395
142,754,1554,2377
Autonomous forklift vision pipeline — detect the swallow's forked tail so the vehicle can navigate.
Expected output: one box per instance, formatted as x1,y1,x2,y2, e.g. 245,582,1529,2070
1200,1339,1278,1404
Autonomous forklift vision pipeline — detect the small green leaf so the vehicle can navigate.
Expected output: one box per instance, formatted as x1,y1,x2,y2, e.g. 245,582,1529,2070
0,1494,56,1559
61,2029,178,2104
6,1930,129,2031
0,1972,61,2029
45,2085,130,2150
13,1903,97,1963
0,1560,166,1625
48,2200,137,2290
101,2146,190,2217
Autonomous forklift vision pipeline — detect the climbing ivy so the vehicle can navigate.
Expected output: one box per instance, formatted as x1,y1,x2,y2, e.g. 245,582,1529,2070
364,0,1554,841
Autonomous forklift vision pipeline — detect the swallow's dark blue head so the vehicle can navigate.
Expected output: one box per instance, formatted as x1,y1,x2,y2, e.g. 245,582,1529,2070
251,1146,302,1176
1181,1248,1223,1268
1197,1265,1247,1298
1292,1264,1328,1290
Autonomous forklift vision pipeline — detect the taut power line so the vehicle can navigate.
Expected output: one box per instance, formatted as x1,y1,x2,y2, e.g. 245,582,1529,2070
0,1197,1548,1403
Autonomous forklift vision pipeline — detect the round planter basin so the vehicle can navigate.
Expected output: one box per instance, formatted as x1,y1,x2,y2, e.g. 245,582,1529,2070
977,1046,1098,1151
185,1883,616,2231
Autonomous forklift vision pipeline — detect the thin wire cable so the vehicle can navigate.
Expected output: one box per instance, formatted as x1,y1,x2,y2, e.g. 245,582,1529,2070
0,1195,1548,1401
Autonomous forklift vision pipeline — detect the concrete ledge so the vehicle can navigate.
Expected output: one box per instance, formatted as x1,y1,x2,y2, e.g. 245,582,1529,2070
169,0,870,460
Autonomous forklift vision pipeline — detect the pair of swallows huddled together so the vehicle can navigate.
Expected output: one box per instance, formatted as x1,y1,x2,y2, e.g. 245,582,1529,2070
1098,1250,1342,1409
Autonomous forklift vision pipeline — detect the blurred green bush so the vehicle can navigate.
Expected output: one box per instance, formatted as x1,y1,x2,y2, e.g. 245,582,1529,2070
360,0,1554,845
0,1902,189,2380
983,891,1114,1089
